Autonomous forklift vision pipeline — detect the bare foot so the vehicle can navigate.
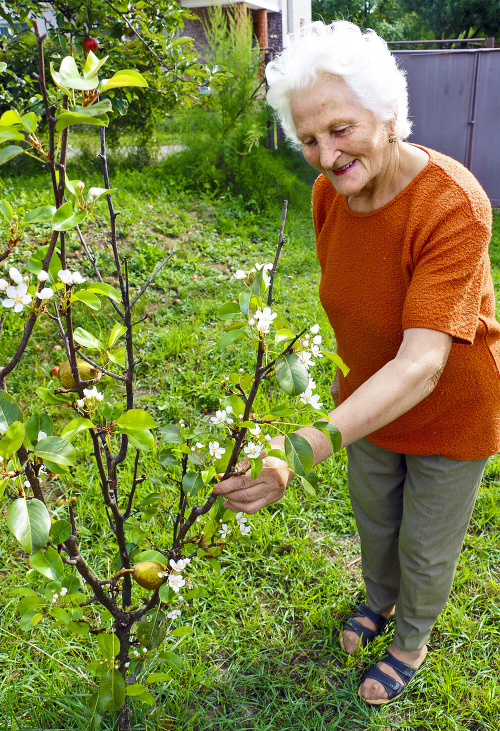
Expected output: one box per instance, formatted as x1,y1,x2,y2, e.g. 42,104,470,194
341,606,395,654
359,643,428,702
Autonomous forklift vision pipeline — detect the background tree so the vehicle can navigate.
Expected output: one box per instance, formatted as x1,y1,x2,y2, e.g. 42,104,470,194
399,0,500,40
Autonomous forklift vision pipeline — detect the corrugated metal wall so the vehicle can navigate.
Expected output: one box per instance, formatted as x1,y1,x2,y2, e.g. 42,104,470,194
394,49,500,206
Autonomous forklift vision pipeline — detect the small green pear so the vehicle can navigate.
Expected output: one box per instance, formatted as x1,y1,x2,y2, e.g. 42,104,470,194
58,358,101,388
131,561,165,590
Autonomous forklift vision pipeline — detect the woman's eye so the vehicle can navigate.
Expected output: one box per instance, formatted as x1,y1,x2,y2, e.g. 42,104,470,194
334,127,350,136
304,138,316,146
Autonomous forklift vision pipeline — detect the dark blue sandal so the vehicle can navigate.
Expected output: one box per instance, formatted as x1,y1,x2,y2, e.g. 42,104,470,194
340,604,388,651
358,650,419,705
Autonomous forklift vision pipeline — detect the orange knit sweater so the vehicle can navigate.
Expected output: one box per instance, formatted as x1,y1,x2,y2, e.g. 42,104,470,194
313,146,500,460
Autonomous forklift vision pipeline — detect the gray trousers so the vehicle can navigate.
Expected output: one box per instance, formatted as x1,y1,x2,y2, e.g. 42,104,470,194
346,438,488,652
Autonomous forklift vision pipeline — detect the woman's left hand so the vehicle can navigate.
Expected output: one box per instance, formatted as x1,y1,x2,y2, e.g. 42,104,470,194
212,456,293,514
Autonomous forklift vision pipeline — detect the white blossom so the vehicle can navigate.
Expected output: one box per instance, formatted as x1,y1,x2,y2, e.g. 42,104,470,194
0,279,8,292
9,267,23,285
264,434,272,442
142,647,148,653
208,441,225,460
300,385,323,410
254,307,277,334
310,324,320,335
37,431,48,441
169,557,190,572
249,424,261,436
195,442,203,449
297,350,315,369
52,594,59,603
168,573,186,593
302,338,310,348
244,442,261,459
38,287,54,300
37,270,49,282
58,269,86,286
157,571,165,578
77,399,85,408
239,523,251,536
60,587,68,597
2,283,32,313
24,480,30,488
167,609,182,620
210,408,233,426
312,335,322,345
83,387,104,402
248,317,255,326
234,269,247,280
124,662,130,668
220,523,230,539
235,512,247,525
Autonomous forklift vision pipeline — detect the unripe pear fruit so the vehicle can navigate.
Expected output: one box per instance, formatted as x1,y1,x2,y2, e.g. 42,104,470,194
131,561,165,590
199,535,224,558
58,358,101,388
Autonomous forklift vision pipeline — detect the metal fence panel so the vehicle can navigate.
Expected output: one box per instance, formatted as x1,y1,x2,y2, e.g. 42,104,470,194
469,51,500,206
393,50,500,206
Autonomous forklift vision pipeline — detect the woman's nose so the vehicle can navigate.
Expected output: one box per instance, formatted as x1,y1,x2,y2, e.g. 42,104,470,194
318,142,342,170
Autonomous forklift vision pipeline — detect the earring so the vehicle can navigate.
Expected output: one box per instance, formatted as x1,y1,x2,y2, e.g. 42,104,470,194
389,134,397,144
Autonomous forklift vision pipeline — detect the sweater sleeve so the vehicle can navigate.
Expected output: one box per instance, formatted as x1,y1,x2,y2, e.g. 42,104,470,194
402,183,493,344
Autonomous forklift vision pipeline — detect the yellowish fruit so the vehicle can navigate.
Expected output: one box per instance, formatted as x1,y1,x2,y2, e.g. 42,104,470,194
58,358,101,388
199,535,224,558
131,561,165,590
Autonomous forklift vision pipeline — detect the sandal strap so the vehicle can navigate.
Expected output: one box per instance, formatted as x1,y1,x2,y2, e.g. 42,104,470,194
380,651,417,682
363,665,404,696
362,651,418,701
342,617,377,645
353,604,388,632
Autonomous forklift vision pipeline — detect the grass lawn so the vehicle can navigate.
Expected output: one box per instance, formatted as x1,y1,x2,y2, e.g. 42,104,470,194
1,156,499,731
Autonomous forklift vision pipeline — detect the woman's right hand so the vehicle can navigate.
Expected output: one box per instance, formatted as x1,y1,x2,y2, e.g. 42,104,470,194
212,455,293,515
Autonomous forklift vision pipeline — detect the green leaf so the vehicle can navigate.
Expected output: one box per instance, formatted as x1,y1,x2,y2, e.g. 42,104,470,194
35,436,76,467
36,388,68,406
137,610,167,648
274,328,295,345
86,282,121,303
52,201,87,231
239,290,251,316
108,323,126,348
107,348,125,367
0,420,24,459
322,352,350,377
146,672,171,683
24,205,57,224
159,424,182,443
73,328,103,350
159,650,183,672
0,110,22,126
133,550,167,566
7,498,50,553
21,112,37,133
250,456,262,479
171,625,194,637
284,433,314,477
0,62,6,73
70,290,101,311
217,302,240,320
182,471,204,496
58,56,99,90
71,102,112,119
68,621,91,635
61,417,95,441
27,245,62,280
82,52,109,80
125,683,146,697
0,145,24,165
87,187,117,203
133,689,155,704
126,429,154,452
275,353,309,396
0,391,22,434
97,633,120,660
269,402,295,417
49,607,71,624
301,471,318,497
25,414,54,446
266,448,287,461
99,672,126,713
0,127,24,142
50,519,72,545
100,70,148,93
30,546,64,580
218,328,246,351
116,410,156,429
312,420,342,453
0,199,13,222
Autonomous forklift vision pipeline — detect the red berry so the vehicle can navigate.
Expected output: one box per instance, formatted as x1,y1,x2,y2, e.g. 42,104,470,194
51,365,60,378
83,37,99,54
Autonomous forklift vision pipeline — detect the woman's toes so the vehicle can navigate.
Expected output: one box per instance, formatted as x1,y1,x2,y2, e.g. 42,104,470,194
341,629,360,654
359,678,389,701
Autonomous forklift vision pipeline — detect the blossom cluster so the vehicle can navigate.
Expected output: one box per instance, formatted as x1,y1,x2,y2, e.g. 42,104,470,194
234,262,273,288
248,306,278,335
156,556,192,594
77,386,104,408
1,265,87,313
220,511,251,539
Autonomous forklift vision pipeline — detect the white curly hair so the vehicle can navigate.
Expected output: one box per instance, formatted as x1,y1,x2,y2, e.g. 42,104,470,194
266,20,412,148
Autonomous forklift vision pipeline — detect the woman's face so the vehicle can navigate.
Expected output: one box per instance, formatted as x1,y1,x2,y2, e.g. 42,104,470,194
291,75,394,202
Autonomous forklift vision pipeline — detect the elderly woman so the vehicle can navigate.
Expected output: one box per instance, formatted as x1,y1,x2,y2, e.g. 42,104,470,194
213,20,500,705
